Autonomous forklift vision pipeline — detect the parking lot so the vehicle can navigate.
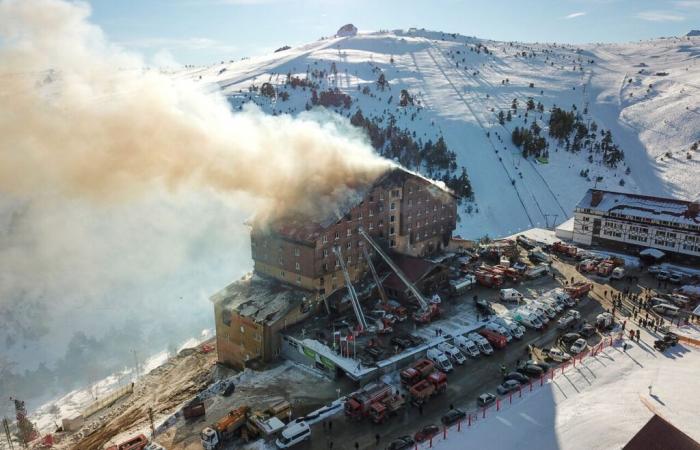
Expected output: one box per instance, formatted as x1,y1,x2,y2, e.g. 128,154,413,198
285,253,624,450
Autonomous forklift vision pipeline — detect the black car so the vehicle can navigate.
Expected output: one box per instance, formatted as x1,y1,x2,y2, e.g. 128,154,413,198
408,334,427,346
390,336,412,349
441,408,467,426
477,393,496,407
221,381,235,397
386,436,415,450
364,347,383,359
505,372,529,384
661,332,679,346
526,359,551,372
653,339,668,351
414,425,440,443
560,332,582,346
475,298,497,316
517,364,544,377
579,324,596,337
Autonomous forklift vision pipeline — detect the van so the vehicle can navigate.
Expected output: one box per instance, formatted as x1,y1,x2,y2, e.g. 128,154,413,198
276,421,310,448
467,332,494,355
611,267,625,280
427,348,454,372
524,306,549,324
437,342,466,365
499,288,524,304
454,335,480,358
531,301,556,319
513,310,543,329
525,264,550,279
485,322,512,342
552,289,575,307
492,317,524,339
652,303,679,317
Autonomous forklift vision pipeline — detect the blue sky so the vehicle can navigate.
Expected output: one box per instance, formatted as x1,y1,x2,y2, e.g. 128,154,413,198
88,0,700,65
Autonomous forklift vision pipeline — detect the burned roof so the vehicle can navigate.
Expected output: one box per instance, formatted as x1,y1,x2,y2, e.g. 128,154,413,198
211,273,311,325
576,189,700,227
261,167,455,243
383,254,442,292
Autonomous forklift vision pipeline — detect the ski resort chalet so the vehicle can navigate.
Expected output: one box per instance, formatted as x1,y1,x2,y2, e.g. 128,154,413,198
572,189,700,262
212,167,458,370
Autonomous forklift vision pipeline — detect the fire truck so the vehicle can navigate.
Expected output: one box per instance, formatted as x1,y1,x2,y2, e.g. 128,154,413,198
408,372,447,406
400,359,435,387
344,382,405,424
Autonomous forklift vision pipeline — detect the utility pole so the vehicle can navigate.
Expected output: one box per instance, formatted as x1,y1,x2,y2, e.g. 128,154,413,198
131,349,141,381
148,407,156,439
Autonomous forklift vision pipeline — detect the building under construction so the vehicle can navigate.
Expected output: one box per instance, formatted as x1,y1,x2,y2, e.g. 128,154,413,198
212,167,458,371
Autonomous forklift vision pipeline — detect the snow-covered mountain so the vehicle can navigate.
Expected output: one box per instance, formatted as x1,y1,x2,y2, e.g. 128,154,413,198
180,29,700,239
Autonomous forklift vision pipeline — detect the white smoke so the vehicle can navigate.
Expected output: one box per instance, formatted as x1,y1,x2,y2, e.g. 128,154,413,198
0,0,391,390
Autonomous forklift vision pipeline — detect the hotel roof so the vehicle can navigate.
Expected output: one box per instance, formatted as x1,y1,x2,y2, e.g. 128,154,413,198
576,189,700,228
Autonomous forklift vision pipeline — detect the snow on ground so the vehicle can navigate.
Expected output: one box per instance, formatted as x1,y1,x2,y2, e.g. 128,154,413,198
181,31,700,239
425,333,699,450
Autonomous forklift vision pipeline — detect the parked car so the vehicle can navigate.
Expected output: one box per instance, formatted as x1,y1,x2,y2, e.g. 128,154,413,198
441,408,467,426
669,273,684,284
647,265,663,275
560,332,582,346
504,372,529,384
652,303,680,317
570,338,587,355
364,347,383,359
517,364,544,377
221,381,236,397
477,393,496,407
437,342,466,365
547,348,572,362
386,436,415,450
414,425,440,443
390,336,412,349
566,310,581,321
527,360,551,372
454,335,480,358
655,271,670,281
557,315,575,330
661,332,679,346
144,444,166,450
499,288,524,304
497,379,521,395
427,348,454,373
578,323,596,337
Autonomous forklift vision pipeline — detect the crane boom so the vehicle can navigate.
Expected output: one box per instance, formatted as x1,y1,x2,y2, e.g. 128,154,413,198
361,243,389,304
357,228,429,310
333,246,369,331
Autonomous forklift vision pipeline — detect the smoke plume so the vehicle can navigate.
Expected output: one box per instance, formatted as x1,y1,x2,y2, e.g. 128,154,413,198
0,0,392,407
0,0,391,216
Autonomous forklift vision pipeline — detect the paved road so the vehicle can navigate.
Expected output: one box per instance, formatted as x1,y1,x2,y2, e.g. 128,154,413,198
300,261,609,450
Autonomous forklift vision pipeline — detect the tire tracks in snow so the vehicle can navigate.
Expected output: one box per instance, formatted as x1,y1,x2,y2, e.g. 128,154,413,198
430,40,570,221
421,40,543,227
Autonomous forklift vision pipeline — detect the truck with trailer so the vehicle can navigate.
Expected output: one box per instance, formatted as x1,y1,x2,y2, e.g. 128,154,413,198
201,406,250,450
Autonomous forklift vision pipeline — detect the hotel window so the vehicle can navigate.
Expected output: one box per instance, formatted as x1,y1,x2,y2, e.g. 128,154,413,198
369,222,374,230
323,235,328,243
379,192,384,201
346,241,351,250
334,231,339,240
295,262,300,270
347,228,351,237
390,226,395,235
369,209,374,217
323,248,328,258
390,215,395,223
294,248,300,257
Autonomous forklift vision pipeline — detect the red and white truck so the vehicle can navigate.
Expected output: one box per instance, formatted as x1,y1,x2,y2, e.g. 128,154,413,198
344,382,404,424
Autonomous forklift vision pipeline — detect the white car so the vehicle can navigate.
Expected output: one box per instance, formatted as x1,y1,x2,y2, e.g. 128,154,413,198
548,348,572,362
566,309,581,320
454,335,480,357
570,338,587,355
427,348,454,373
276,421,311,448
437,342,466,365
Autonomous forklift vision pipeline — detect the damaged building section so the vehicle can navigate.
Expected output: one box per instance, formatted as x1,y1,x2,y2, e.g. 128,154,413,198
212,166,460,377
212,274,319,370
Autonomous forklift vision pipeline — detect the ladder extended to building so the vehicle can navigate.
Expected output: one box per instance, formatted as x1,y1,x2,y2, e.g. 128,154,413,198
333,246,369,331
357,228,429,311
361,243,389,305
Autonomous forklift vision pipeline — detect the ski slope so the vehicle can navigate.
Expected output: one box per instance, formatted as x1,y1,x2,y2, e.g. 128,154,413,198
181,29,700,239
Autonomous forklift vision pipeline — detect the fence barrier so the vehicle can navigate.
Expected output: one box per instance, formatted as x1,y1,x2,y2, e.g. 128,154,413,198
406,332,624,449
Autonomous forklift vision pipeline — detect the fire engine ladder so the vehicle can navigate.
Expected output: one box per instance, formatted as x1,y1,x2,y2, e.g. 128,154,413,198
332,246,369,331
361,243,389,304
357,228,429,311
